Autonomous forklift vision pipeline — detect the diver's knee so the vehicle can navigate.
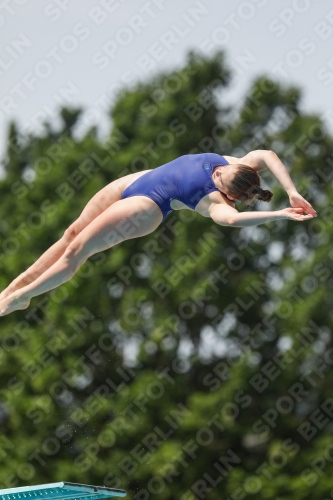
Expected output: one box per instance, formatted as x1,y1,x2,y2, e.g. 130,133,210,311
63,222,81,244
63,239,88,268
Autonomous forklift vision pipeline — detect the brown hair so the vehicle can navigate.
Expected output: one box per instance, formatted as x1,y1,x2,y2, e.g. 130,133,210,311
226,164,273,205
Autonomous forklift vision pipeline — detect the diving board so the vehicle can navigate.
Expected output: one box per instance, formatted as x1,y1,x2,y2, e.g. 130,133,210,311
0,482,126,500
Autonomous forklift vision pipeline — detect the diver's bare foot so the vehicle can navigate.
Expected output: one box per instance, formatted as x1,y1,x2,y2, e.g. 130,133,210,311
0,278,27,301
0,293,30,316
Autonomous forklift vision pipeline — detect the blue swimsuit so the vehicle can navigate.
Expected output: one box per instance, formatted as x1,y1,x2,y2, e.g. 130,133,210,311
120,153,235,221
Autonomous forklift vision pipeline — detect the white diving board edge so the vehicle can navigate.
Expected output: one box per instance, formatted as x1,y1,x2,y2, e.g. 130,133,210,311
0,482,126,499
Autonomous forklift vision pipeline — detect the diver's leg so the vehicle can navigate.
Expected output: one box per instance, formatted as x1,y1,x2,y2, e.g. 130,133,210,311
0,179,124,300
0,196,163,316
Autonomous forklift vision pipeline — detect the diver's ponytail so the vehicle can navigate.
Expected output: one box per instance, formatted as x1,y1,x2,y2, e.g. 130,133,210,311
253,186,273,203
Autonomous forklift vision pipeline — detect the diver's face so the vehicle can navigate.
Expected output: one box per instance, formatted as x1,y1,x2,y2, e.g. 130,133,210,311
213,165,236,201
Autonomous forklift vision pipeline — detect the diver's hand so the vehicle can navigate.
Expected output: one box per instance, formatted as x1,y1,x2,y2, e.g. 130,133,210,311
288,191,317,216
280,207,315,221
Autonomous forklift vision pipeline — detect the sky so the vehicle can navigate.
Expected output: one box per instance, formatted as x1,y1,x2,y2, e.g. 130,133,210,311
1,0,333,162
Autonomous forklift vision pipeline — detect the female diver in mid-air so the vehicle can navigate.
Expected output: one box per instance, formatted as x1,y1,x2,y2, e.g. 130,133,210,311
0,149,317,316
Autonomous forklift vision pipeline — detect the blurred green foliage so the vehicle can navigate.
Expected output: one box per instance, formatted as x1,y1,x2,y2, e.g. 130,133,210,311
0,50,333,499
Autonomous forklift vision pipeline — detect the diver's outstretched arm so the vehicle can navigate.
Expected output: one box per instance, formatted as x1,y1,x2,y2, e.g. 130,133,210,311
241,150,296,192
240,150,317,217
209,204,315,228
